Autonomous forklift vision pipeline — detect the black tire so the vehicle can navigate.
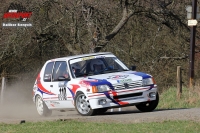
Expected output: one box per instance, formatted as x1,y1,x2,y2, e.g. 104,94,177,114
74,92,97,116
35,95,52,117
136,93,159,112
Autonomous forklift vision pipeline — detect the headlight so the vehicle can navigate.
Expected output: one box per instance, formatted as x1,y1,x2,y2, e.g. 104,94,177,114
92,85,110,93
142,78,155,86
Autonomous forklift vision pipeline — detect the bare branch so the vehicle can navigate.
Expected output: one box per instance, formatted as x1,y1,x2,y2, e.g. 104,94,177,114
160,56,188,60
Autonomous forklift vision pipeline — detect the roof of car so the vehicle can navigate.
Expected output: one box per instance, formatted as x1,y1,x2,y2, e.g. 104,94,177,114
49,52,113,62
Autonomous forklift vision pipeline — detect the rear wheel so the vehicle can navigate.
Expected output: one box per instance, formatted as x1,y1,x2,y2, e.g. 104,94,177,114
136,93,159,112
75,92,97,116
35,95,52,117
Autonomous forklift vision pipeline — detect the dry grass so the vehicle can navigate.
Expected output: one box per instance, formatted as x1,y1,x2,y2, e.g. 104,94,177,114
158,86,200,109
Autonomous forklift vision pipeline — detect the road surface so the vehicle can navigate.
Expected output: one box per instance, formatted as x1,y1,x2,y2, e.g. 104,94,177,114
1,83,200,124
1,102,200,124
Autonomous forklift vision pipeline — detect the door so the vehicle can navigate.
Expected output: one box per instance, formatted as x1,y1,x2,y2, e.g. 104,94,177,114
49,61,74,109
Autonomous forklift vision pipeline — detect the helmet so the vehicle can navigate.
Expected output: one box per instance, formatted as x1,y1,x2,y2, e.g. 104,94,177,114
90,59,105,71
71,63,81,73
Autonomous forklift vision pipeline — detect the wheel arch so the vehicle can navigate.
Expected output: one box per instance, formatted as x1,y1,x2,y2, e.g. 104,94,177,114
75,87,88,97
34,93,43,103
75,90,85,96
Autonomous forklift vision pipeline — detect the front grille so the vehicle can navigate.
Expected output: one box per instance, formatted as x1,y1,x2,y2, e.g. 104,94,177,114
113,92,143,99
113,80,142,90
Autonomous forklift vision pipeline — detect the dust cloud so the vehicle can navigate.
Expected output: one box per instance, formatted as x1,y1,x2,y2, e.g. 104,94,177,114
0,80,40,119
0,79,76,123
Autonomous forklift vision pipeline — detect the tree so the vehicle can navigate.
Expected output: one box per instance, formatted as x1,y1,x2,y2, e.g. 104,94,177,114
0,0,198,90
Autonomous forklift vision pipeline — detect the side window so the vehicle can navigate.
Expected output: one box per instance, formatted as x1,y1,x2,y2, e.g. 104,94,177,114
43,62,54,82
52,61,68,81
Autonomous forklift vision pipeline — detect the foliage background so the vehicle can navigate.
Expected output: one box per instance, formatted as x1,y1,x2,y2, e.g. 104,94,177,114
0,0,200,92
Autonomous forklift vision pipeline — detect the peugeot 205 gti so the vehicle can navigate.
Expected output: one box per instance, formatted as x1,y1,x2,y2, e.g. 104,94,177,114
33,52,159,116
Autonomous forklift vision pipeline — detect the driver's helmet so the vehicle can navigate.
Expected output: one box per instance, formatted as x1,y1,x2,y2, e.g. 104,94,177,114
90,59,105,72
71,63,81,74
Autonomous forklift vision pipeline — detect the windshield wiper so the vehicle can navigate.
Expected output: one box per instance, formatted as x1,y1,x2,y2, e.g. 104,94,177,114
76,72,94,77
76,69,129,77
101,69,120,74
104,69,129,73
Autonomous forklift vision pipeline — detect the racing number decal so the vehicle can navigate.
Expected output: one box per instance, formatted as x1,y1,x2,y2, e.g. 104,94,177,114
58,87,67,100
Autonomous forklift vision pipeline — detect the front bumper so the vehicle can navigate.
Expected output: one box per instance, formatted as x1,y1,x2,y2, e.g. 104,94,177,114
87,87,157,109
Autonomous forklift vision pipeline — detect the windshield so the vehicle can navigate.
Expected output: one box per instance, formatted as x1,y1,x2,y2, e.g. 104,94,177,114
69,54,129,78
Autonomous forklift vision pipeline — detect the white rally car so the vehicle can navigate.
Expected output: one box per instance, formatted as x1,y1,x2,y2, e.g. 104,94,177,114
33,52,159,116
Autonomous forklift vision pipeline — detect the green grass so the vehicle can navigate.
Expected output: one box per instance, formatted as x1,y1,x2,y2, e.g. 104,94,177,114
1,120,200,133
158,87,200,109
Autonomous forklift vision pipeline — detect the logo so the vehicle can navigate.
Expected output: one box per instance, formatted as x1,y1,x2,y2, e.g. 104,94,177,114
58,87,67,100
81,56,95,61
2,3,33,28
107,75,129,80
124,83,129,89
117,78,132,84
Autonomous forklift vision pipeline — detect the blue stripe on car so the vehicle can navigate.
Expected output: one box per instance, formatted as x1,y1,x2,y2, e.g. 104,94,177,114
132,72,151,79
104,91,119,105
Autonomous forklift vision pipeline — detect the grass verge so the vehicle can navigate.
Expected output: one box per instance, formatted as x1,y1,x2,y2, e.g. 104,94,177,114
1,120,200,133
157,87,200,109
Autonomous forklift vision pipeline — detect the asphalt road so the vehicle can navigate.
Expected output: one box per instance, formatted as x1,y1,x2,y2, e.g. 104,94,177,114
1,103,200,124
1,84,200,124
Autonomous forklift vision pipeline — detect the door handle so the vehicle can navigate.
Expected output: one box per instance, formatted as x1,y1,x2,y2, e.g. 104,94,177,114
50,85,53,87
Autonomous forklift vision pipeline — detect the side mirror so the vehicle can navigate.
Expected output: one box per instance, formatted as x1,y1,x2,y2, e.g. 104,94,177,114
130,66,136,71
43,76,51,82
58,76,70,81
44,79,51,82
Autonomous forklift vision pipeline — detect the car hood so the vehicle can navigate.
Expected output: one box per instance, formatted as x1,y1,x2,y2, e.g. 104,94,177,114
78,71,152,85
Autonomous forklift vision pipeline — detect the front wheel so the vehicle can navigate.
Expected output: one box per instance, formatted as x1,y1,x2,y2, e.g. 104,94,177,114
75,92,97,116
136,93,159,112
35,95,52,117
